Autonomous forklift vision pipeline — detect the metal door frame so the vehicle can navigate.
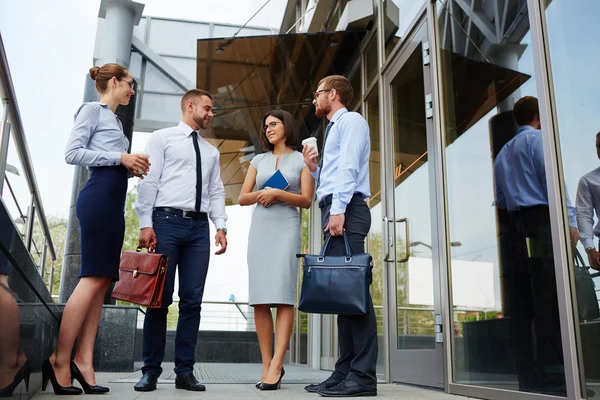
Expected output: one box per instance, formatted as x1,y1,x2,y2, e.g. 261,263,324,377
380,10,445,389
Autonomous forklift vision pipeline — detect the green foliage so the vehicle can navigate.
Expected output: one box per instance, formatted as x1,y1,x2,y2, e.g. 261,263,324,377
122,186,140,251
31,215,68,297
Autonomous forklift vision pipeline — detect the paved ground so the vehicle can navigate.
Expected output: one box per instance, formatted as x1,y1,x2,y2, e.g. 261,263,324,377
32,373,470,399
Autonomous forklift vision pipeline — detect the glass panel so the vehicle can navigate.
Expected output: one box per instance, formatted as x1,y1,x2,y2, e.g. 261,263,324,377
544,0,600,397
438,0,567,395
391,43,435,349
349,66,361,110
390,0,426,39
140,93,182,123
148,19,210,57
365,37,378,86
143,63,185,94
133,16,147,42
129,51,142,80
365,88,384,372
163,56,197,86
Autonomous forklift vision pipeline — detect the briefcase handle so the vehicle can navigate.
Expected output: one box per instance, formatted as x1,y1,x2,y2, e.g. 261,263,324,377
320,231,353,257
136,247,156,253
575,248,586,268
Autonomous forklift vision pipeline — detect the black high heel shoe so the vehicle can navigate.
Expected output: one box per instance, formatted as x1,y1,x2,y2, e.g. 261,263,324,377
41,359,82,395
0,360,31,397
70,361,109,394
259,367,285,391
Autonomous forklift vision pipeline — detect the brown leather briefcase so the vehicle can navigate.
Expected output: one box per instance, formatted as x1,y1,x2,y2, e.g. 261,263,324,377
112,248,168,308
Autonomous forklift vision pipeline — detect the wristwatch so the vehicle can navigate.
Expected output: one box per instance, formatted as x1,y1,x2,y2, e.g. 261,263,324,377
217,228,228,235
585,247,595,255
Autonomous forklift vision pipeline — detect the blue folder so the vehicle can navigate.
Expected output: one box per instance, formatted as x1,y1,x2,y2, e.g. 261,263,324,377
259,169,290,191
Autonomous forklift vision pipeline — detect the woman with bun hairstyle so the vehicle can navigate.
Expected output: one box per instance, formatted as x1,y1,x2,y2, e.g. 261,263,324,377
42,63,150,395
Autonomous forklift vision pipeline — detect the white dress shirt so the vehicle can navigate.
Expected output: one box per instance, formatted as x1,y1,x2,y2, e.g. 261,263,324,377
135,121,228,230
576,166,600,249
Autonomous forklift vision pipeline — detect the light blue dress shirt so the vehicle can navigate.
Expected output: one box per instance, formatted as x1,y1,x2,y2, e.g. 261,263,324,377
576,167,600,249
494,124,577,228
65,102,129,167
311,108,371,215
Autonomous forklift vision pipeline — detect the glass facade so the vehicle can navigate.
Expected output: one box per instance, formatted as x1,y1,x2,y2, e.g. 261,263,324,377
543,0,600,396
4,1,600,398
436,0,572,395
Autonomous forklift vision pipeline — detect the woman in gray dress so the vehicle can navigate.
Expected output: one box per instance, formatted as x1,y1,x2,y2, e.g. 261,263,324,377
239,110,313,391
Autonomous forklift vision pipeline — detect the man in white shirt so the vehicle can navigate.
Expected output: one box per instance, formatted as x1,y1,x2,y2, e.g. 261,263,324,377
577,132,600,270
133,89,228,392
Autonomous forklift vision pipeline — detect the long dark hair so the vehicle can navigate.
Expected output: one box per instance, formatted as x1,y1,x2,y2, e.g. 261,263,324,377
260,109,299,152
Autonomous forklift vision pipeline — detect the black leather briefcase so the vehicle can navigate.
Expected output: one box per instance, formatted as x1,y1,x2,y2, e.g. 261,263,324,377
297,232,373,315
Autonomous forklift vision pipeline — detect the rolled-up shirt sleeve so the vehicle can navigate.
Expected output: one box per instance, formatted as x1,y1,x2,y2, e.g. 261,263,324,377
65,104,121,167
208,150,227,230
577,177,595,249
135,133,164,229
331,115,369,215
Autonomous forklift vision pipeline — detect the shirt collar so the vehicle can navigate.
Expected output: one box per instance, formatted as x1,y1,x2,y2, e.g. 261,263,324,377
516,124,540,135
330,107,348,124
178,121,197,137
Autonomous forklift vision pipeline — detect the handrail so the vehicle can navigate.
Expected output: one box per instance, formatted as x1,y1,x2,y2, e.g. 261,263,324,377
0,33,56,261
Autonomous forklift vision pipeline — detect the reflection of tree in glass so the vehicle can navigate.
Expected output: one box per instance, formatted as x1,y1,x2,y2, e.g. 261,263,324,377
368,231,437,335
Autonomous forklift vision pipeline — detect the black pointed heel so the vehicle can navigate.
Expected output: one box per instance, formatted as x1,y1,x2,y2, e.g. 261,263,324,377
255,381,262,388
0,360,31,397
71,361,109,394
41,359,82,395
259,367,285,391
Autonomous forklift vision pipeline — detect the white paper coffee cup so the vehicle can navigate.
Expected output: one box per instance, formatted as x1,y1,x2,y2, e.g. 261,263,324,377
136,152,149,175
302,137,318,156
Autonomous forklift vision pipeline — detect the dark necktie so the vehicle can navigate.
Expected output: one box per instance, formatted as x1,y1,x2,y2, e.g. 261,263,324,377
191,131,202,212
315,121,334,198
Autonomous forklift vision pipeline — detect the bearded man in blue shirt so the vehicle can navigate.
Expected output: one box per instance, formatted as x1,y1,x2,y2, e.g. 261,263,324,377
302,75,377,398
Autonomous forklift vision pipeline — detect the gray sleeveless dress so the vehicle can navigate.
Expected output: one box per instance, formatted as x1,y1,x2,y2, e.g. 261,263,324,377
247,151,306,306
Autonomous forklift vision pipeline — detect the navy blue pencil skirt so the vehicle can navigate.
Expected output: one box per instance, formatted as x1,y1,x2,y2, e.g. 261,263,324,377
76,166,128,281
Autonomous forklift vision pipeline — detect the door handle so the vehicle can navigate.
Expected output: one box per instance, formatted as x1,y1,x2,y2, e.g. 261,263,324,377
396,217,410,263
382,216,394,262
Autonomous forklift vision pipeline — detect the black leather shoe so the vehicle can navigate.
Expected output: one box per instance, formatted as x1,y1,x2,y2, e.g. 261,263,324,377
0,360,31,397
305,376,342,393
70,362,109,394
175,373,205,391
134,373,158,392
317,380,377,397
259,367,285,391
41,359,83,395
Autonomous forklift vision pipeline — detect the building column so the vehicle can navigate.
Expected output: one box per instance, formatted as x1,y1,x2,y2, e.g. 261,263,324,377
60,0,144,303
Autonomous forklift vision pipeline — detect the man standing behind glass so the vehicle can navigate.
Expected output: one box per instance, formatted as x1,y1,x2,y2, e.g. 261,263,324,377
576,132,600,270
302,75,377,397
494,96,578,395
133,89,228,392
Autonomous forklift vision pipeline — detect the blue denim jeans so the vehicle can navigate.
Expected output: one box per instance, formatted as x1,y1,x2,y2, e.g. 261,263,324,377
141,210,211,376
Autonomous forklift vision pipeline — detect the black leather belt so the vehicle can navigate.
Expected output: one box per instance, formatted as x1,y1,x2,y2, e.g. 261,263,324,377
154,207,208,220
318,193,365,209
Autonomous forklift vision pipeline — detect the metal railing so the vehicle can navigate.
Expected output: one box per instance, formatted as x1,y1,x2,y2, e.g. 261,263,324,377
374,305,500,335
135,300,257,331
131,300,499,335
0,33,57,290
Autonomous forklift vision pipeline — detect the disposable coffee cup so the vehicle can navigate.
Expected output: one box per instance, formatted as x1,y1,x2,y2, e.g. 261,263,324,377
136,152,149,175
302,137,318,156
